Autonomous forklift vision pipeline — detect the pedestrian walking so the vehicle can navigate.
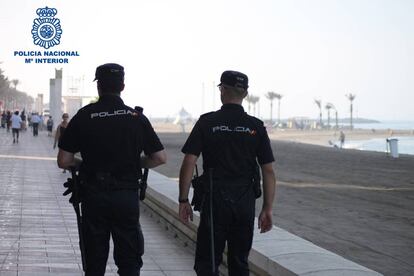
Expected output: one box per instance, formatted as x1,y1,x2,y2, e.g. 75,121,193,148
20,109,27,131
47,116,54,137
54,113,69,173
39,114,45,131
31,112,41,136
57,63,166,275
1,111,7,128
53,114,68,149
11,110,22,144
6,110,11,132
178,70,277,276
339,131,345,149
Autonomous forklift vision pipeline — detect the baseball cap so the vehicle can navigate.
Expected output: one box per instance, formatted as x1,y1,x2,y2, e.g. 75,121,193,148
93,63,124,83
218,70,249,89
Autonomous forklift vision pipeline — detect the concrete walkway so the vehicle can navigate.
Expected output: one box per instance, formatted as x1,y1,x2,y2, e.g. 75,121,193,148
0,128,196,276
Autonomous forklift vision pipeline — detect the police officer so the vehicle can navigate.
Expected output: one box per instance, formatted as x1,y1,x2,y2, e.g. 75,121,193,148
57,63,166,276
178,70,276,276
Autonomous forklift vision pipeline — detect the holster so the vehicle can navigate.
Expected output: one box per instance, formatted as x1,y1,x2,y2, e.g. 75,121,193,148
139,168,149,201
191,174,207,211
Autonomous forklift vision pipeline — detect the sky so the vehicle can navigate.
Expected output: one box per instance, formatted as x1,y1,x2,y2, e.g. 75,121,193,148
0,0,413,121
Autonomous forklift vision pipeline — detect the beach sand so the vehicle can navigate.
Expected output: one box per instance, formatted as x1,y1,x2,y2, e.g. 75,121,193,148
152,125,414,276
267,128,414,147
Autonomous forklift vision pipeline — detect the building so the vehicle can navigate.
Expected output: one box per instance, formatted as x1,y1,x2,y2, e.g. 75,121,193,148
49,69,63,129
62,96,82,118
34,93,44,113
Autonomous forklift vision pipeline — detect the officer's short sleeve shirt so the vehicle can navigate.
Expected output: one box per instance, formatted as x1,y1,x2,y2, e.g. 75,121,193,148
58,95,164,173
181,120,203,156
59,114,81,153
182,104,274,177
140,116,164,155
183,117,274,165
256,126,274,165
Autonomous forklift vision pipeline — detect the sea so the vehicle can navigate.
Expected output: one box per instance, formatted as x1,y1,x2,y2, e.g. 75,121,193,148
343,121,414,155
351,121,414,131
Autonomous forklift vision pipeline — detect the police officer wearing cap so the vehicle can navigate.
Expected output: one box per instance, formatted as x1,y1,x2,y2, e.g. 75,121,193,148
178,70,276,276
57,63,166,276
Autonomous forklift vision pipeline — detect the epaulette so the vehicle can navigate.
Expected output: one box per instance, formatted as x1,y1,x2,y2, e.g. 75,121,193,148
199,111,215,118
134,106,144,114
244,112,264,126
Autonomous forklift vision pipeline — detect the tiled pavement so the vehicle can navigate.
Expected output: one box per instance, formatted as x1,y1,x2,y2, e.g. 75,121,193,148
0,128,196,275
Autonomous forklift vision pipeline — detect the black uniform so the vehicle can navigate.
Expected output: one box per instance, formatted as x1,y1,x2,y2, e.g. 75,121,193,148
59,94,164,275
182,103,274,276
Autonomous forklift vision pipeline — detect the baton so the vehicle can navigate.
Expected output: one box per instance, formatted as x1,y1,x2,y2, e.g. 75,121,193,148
70,168,87,271
208,168,216,275
140,168,149,201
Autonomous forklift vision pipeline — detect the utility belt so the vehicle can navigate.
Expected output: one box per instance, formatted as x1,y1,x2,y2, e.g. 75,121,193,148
191,170,261,211
82,171,141,191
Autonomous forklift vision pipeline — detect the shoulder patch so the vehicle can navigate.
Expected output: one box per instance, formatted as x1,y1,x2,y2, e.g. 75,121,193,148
245,112,264,126
83,102,95,109
199,111,215,119
75,103,94,116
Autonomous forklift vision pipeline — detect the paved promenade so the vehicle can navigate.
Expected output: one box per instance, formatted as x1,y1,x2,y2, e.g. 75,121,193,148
0,128,196,276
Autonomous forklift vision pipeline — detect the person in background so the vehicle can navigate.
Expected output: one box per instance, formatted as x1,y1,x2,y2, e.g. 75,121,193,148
54,113,70,173
20,109,27,131
6,111,12,132
11,110,22,144
1,111,6,128
53,113,69,149
39,113,45,131
339,131,345,149
31,112,41,136
47,116,54,137
27,113,32,128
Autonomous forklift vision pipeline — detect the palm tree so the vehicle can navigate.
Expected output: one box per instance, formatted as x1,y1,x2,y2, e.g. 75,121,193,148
266,92,283,126
275,93,283,125
251,95,260,117
314,99,322,128
325,103,335,129
11,79,20,90
265,92,276,124
345,93,356,130
334,109,338,129
245,95,254,114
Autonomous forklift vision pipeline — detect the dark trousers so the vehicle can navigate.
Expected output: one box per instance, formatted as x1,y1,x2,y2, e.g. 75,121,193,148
32,123,39,136
82,189,144,276
12,128,19,140
194,181,255,276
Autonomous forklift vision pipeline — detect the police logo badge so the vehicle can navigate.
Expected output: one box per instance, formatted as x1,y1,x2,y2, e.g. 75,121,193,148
31,7,63,49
